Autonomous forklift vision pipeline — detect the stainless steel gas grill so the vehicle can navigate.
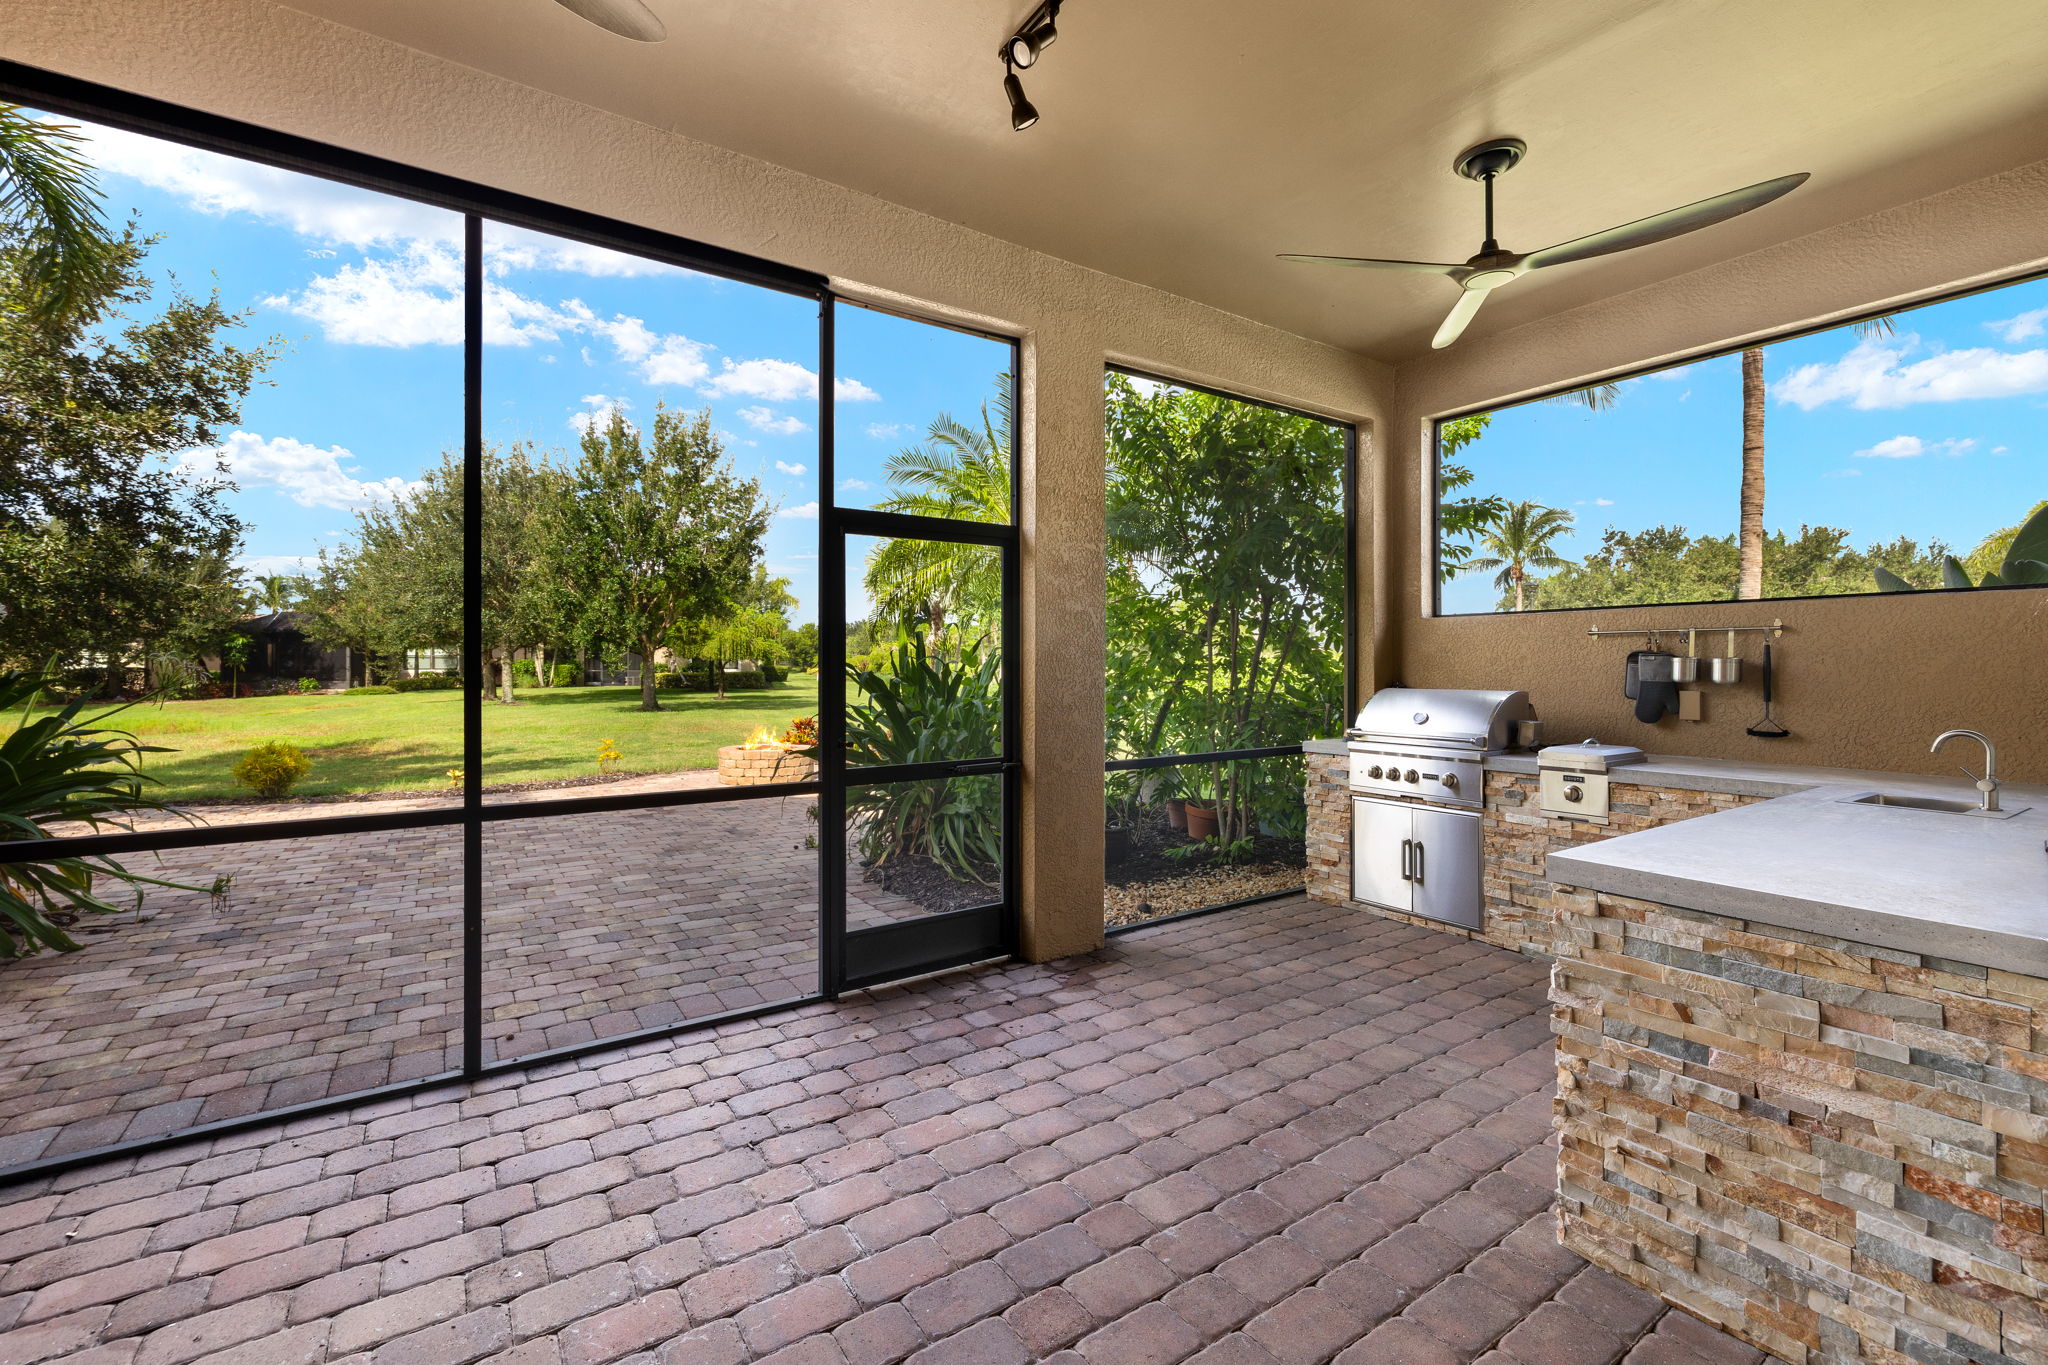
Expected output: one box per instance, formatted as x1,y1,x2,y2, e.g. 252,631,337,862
1344,687,1536,811
1344,688,1536,931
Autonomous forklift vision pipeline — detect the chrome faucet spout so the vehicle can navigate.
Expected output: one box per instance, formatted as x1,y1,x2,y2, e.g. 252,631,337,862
1931,729,2001,813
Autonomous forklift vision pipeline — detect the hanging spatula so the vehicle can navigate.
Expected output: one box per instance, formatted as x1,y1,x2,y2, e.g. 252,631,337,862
1746,643,1789,738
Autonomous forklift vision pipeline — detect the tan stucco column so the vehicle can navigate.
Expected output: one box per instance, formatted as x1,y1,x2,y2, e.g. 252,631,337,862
1016,329,1107,962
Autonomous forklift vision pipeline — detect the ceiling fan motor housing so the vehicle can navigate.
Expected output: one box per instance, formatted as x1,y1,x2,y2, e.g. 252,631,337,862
1454,138,1528,181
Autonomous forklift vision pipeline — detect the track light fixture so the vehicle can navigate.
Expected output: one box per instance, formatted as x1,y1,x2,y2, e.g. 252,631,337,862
999,0,1061,130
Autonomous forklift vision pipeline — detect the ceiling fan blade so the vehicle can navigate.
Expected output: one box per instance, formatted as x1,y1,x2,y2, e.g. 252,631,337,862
1524,172,1809,271
553,0,666,41
1278,254,1463,275
1432,288,1492,349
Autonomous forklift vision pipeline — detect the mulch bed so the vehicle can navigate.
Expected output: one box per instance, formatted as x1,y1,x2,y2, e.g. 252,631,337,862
1104,805,1306,928
857,854,1001,916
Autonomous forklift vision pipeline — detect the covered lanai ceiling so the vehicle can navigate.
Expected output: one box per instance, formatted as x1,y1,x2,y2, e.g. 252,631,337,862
276,0,2048,361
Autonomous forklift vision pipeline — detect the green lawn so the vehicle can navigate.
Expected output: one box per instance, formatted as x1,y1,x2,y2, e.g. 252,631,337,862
43,677,821,802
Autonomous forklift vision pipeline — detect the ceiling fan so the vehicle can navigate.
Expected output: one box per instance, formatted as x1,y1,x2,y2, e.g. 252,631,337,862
1281,139,1808,349
550,0,666,42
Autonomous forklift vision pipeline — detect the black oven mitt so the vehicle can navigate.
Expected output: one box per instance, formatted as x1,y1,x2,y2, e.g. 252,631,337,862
1632,651,1678,723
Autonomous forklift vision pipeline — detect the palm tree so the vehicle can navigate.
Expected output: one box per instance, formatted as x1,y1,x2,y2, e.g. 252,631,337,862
253,572,299,615
1542,382,1622,411
1463,501,1576,611
1737,317,1894,598
1,104,120,328
863,375,1012,644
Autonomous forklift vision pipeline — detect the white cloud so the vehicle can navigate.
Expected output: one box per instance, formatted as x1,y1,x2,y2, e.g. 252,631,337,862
1777,335,2048,409
773,460,809,476
1573,498,1616,507
838,479,872,493
238,553,321,578
1648,363,1697,382
1851,434,1976,459
570,394,632,436
739,407,812,436
1989,307,2048,343
777,501,821,520
190,432,419,511
268,245,602,348
698,358,878,403
865,422,906,441
1993,445,2011,455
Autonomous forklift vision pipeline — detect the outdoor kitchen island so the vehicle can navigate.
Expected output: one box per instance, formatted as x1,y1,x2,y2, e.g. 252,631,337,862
1303,739,2048,1362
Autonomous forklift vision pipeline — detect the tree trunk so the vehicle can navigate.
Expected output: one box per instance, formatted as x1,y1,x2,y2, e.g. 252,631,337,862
1512,566,1526,612
1737,346,1766,600
534,643,548,687
638,642,661,711
497,648,516,705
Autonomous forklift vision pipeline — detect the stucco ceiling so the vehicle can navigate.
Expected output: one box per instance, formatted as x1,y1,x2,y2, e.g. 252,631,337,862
275,0,2048,362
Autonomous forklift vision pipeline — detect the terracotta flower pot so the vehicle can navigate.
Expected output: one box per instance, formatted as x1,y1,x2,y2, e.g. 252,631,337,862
1184,802,1218,841
1164,798,1187,831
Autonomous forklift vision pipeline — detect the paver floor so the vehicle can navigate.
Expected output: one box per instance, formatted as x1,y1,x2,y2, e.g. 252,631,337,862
0,786,925,1166
0,896,1767,1364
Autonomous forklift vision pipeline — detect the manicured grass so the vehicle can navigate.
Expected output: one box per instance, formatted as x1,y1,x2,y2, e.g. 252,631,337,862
36,677,821,802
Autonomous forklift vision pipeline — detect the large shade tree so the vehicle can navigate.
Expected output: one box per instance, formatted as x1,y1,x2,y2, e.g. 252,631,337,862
558,406,770,712
0,174,274,685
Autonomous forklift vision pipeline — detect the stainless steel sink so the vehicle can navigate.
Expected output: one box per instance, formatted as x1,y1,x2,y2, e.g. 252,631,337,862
1840,791,2027,819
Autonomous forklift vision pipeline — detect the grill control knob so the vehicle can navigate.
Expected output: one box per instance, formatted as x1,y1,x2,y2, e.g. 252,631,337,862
1368,765,1384,779
1404,769,1420,784
1441,773,1460,790
1565,784,1584,803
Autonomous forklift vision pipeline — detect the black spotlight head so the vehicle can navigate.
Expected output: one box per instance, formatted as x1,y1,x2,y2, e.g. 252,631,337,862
1006,16,1056,68
1004,71,1039,131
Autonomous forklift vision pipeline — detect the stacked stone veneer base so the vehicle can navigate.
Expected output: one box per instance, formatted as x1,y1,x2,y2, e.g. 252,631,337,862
1552,889,2048,1364
1306,752,1759,958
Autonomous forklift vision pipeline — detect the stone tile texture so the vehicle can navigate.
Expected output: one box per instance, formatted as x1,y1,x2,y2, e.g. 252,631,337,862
2,896,1763,1363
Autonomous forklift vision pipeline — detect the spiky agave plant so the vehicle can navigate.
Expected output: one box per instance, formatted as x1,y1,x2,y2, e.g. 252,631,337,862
0,671,207,956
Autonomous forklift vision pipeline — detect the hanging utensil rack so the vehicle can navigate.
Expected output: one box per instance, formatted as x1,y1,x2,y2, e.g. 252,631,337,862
1585,618,1785,640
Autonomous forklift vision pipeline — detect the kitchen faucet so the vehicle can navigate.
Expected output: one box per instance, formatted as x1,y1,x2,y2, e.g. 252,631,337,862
1931,729,2001,813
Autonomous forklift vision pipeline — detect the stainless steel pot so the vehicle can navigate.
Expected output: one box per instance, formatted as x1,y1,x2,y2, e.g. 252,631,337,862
1636,654,1698,683
1703,656,1743,684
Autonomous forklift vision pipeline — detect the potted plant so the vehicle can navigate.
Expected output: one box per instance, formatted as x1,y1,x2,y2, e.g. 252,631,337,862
1153,768,1188,831
1181,766,1219,842
1104,770,1138,867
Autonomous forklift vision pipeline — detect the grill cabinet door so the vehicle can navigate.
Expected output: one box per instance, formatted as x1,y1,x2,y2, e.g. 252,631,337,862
1408,805,1482,930
1350,797,1414,914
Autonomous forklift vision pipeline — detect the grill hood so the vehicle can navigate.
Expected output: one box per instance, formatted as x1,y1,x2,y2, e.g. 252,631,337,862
1348,687,1536,752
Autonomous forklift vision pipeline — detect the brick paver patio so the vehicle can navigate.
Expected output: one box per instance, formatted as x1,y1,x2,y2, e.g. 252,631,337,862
0,787,926,1168
0,896,1767,1364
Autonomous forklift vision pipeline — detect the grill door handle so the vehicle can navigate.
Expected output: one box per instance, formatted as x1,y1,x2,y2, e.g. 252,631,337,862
1399,838,1414,881
1413,840,1425,885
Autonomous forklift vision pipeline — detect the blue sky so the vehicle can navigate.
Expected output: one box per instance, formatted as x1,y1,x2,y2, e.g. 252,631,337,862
48,110,1012,627
1440,277,2048,614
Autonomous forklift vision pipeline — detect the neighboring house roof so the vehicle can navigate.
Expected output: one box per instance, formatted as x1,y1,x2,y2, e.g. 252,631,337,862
245,610,311,635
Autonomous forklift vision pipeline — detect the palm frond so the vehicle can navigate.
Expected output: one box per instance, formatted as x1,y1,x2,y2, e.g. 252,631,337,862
0,104,120,327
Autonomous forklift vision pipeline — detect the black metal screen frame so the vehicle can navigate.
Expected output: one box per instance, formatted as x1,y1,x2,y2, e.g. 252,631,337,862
824,302,1023,994
1099,366,1354,932
0,61,859,1185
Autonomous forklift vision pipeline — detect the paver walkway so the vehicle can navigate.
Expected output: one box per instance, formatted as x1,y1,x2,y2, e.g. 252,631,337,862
0,787,925,1167
0,897,1767,1364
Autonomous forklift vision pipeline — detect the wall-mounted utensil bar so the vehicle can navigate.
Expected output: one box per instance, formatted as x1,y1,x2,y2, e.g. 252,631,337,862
1589,620,1783,686
1584,618,1785,639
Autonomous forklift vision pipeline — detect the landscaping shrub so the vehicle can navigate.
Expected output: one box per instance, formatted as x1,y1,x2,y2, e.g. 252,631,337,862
550,663,579,687
0,670,202,956
511,659,538,685
844,637,1001,882
722,669,769,690
390,675,461,693
344,685,397,696
654,671,685,690
761,662,787,684
296,677,321,693
232,741,311,799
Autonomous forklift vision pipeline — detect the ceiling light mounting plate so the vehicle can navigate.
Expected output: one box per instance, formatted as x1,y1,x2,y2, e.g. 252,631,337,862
1453,138,1528,181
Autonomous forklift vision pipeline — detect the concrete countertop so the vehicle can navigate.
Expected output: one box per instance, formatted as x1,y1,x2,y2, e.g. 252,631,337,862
1304,737,2048,973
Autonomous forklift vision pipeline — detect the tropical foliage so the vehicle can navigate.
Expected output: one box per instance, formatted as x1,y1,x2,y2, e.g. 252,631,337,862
0,671,212,956
862,382,1010,642
1873,501,2048,593
1462,501,1576,611
844,635,1002,883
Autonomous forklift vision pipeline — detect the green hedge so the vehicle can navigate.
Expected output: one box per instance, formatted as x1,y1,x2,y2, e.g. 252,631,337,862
391,675,462,692
761,662,787,684
344,684,397,696
550,663,579,687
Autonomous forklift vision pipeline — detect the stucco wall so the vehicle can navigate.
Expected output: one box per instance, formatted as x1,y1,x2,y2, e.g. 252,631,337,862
3,0,1389,961
1385,159,2048,782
